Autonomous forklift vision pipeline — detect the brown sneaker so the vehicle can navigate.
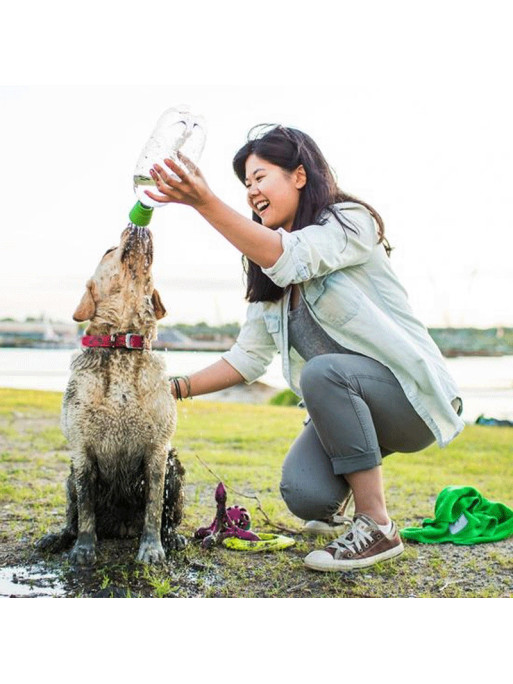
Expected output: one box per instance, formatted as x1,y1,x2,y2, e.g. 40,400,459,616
303,513,404,572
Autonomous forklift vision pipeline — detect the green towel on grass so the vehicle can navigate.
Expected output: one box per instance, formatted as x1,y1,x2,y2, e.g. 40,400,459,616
401,486,513,544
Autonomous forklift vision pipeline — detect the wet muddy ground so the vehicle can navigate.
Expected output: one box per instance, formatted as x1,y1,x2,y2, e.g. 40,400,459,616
3,531,513,598
0,538,221,598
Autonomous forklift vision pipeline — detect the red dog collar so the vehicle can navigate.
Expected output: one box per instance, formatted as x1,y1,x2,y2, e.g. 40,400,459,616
81,333,151,350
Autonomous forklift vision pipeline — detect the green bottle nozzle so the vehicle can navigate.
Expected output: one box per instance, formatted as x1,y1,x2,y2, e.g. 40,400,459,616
129,201,154,227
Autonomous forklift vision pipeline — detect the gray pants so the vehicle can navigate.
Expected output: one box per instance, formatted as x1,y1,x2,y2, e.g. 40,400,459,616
280,354,436,521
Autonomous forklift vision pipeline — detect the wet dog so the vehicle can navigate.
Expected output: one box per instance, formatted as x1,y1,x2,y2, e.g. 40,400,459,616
37,225,185,565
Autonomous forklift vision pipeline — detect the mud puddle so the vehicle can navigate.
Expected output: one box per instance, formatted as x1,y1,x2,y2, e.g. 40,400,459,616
0,562,67,598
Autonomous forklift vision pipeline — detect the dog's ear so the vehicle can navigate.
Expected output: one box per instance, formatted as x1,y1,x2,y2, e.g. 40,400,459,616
151,288,167,320
73,281,97,322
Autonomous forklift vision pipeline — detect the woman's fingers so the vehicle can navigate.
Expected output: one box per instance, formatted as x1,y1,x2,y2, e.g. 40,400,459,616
177,150,198,175
146,156,209,207
144,167,179,203
144,189,172,203
152,163,181,187
163,156,189,180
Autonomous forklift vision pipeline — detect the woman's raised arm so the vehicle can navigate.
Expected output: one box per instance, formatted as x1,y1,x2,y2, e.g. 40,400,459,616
145,156,283,269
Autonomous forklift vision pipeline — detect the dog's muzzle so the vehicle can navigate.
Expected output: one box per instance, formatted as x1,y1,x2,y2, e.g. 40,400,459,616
121,225,154,268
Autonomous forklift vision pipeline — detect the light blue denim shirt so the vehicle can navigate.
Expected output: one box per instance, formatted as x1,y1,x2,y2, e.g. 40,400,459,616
222,201,464,448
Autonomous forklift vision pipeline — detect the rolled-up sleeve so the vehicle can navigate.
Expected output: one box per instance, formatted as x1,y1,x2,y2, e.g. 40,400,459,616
261,204,376,288
221,303,276,384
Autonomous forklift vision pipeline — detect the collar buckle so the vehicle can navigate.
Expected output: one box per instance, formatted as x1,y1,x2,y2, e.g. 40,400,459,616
124,333,137,349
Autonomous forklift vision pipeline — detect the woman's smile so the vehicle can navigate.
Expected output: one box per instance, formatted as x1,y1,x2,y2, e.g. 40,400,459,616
245,153,306,232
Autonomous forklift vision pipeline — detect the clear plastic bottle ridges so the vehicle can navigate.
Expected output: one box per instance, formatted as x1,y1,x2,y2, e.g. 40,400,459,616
129,105,206,226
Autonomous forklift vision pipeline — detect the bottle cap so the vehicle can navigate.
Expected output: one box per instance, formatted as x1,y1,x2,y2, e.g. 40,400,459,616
129,201,154,227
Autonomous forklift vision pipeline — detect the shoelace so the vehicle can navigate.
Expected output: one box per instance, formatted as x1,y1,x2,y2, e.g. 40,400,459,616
328,519,374,553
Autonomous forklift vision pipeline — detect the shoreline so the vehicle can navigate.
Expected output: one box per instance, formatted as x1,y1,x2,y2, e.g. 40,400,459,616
2,342,513,358
1,348,513,421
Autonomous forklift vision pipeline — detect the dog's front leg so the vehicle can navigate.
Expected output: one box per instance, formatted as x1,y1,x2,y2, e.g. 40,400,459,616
137,448,167,564
69,449,98,566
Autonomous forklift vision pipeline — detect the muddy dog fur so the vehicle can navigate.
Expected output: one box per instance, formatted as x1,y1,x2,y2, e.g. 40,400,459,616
37,444,185,559
37,225,186,565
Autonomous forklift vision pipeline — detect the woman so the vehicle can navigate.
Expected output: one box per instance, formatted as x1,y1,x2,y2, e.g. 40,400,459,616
146,124,464,572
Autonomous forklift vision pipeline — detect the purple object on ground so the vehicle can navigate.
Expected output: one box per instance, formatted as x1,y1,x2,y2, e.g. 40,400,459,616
194,482,261,547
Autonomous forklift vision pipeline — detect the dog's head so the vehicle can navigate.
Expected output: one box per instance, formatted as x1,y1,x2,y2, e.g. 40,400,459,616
73,225,167,337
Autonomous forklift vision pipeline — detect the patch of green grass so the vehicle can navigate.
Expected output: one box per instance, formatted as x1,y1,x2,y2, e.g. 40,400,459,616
143,566,179,598
1,387,513,598
0,388,62,415
269,388,301,406
0,425,19,439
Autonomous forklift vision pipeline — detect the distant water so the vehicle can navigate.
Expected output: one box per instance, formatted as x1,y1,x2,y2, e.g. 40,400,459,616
0,347,284,398
0,347,512,423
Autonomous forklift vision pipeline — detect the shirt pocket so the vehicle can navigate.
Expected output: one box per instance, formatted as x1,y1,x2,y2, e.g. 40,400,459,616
262,312,282,349
303,271,362,326
263,313,280,334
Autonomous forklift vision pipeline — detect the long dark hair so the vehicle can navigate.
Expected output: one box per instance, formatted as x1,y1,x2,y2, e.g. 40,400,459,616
232,124,391,302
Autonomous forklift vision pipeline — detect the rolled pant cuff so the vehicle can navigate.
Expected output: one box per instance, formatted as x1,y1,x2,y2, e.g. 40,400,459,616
331,451,382,475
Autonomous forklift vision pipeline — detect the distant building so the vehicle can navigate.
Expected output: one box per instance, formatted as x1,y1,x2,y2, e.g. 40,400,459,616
0,321,79,347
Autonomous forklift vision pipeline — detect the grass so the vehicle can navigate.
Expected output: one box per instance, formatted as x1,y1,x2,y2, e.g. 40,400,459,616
1,386,512,598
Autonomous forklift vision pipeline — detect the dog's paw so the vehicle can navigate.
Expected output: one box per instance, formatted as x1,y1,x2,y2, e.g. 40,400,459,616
137,539,166,565
36,532,73,554
165,532,187,552
70,541,97,566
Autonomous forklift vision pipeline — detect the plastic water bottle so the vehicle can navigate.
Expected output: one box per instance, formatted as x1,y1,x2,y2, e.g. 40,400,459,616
129,105,206,226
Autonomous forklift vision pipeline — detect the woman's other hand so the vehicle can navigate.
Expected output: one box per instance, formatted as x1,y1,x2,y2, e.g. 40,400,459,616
145,152,213,209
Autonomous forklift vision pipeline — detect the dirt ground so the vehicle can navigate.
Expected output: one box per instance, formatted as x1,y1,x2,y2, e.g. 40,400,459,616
2,507,513,598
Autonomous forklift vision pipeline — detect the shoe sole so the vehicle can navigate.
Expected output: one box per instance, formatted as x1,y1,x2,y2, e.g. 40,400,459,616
304,542,404,572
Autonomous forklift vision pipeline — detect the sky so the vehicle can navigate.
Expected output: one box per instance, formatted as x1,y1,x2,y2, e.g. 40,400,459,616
1,2,512,329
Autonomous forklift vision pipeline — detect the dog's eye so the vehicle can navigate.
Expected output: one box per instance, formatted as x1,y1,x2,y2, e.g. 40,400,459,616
103,247,117,257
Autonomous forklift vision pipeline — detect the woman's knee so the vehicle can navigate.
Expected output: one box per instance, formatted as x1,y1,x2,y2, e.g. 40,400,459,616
280,477,344,521
300,355,342,401
280,433,350,521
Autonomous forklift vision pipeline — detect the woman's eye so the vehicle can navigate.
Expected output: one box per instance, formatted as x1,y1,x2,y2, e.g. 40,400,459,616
245,176,264,189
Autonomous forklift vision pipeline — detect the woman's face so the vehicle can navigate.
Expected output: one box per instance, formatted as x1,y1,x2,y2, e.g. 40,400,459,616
244,154,306,232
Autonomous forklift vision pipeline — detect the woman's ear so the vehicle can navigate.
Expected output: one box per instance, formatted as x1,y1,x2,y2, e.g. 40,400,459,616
151,288,167,320
72,281,97,322
295,164,307,190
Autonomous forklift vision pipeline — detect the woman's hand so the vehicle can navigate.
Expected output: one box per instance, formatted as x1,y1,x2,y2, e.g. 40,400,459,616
145,152,214,209
146,152,283,268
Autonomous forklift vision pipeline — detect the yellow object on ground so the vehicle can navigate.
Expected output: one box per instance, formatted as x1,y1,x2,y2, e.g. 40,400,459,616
222,533,295,553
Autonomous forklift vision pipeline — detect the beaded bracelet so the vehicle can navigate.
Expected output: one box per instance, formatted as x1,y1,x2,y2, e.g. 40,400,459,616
169,375,192,400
